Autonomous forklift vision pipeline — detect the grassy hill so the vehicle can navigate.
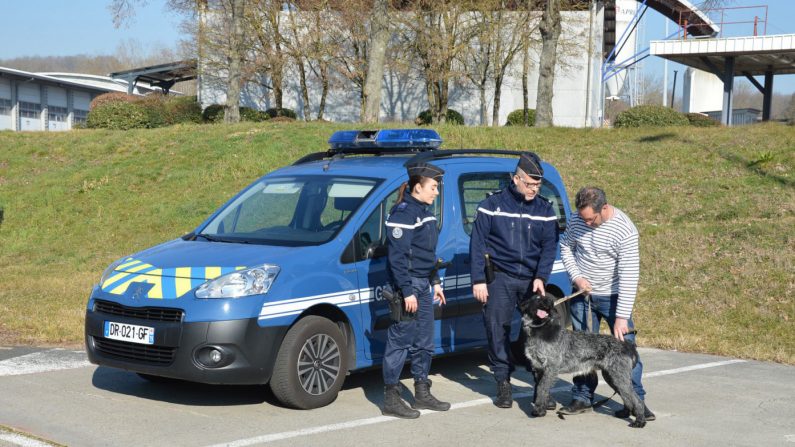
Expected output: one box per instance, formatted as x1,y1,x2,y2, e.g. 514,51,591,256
1,122,793,364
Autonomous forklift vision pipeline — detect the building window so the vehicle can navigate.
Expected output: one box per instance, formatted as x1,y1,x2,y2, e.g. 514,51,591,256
73,109,89,125
0,98,11,115
48,106,68,122
19,101,41,119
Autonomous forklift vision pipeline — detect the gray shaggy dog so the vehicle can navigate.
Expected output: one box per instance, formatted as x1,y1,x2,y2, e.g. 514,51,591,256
518,293,647,428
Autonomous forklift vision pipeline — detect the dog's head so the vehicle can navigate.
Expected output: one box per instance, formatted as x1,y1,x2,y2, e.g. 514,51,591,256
518,293,558,328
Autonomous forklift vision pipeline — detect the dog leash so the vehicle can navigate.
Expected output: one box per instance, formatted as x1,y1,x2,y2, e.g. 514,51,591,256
553,288,587,306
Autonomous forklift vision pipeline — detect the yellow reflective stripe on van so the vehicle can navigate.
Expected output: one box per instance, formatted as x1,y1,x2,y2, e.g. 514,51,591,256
175,267,193,297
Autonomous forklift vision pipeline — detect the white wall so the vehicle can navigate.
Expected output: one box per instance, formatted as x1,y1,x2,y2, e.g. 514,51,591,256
201,8,605,128
682,67,723,113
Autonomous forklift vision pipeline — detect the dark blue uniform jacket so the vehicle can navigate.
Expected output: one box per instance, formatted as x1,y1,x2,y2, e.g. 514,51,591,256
470,183,558,284
386,194,440,298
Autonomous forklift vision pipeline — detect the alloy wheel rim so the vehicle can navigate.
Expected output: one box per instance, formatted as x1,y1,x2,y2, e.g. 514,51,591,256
297,333,341,395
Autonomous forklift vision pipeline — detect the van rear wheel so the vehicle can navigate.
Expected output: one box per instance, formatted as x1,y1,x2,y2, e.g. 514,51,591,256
270,316,348,409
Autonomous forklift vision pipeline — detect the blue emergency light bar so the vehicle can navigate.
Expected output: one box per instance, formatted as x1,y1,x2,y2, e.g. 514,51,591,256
328,129,442,152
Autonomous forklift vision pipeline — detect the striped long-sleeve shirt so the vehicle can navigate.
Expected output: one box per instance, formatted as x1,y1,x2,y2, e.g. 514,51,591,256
559,207,639,319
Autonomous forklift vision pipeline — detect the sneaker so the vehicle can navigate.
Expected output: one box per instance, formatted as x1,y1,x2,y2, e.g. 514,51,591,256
559,399,592,415
615,405,656,421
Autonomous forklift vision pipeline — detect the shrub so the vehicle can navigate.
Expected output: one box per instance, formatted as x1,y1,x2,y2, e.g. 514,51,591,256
164,96,202,124
202,104,225,123
685,113,720,127
240,107,270,122
133,93,167,127
86,101,162,130
614,105,689,128
203,104,273,123
265,108,297,119
505,109,536,126
89,92,137,110
416,108,464,125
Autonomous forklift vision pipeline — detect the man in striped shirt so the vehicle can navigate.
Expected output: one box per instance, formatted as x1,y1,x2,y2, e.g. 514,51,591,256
558,186,655,421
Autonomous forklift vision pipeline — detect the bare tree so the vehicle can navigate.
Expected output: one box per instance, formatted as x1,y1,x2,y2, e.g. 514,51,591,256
534,0,561,127
489,2,534,127
362,0,391,123
461,4,494,125
396,0,474,123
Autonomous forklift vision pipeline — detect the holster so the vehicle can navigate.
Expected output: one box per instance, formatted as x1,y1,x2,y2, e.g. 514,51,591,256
484,254,495,284
383,284,416,322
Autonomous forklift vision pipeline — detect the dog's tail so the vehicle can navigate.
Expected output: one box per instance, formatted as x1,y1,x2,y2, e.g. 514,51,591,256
621,342,640,368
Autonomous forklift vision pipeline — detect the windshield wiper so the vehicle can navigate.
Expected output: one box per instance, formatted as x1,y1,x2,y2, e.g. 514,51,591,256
196,233,225,242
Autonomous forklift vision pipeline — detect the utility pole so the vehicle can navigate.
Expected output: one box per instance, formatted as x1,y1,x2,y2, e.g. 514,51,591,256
670,70,678,109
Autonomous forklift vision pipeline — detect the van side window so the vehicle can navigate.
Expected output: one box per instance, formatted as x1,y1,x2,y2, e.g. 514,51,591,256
458,173,512,236
539,181,568,232
343,180,443,263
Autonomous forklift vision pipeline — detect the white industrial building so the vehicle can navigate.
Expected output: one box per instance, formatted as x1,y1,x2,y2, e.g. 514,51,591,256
0,67,160,132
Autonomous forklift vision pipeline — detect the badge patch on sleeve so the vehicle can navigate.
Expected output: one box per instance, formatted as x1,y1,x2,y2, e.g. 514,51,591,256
392,227,403,239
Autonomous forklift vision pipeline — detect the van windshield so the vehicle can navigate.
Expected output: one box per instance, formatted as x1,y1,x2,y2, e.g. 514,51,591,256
199,176,379,246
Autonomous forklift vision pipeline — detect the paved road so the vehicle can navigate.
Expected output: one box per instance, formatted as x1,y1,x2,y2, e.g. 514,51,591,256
0,346,793,447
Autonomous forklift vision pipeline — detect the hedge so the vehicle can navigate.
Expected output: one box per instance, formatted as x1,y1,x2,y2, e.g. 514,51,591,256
685,113,720,127
416,109,464,125
265,108,297,119
203,104,273,123
89,92,137,110
506,109,536,126
614,105,690,128
86,101,163,130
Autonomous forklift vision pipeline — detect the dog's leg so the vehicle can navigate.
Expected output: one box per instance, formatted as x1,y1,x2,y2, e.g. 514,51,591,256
531,368,555,417
607,369,646,428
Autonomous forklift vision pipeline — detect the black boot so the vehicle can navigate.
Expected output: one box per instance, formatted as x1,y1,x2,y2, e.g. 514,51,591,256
412,379,451,411
495,380,512,408
382,384,420,419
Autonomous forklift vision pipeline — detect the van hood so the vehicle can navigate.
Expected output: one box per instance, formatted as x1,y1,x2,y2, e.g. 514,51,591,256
100,239,299,300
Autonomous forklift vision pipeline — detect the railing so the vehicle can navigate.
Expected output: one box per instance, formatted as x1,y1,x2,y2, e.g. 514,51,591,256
678,4,768,39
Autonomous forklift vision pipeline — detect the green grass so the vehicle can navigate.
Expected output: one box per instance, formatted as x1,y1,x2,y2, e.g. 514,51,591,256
1,122,793,363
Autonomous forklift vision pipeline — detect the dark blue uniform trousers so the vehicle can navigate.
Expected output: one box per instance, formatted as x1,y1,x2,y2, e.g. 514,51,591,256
382,277,434,385
483,271,531,383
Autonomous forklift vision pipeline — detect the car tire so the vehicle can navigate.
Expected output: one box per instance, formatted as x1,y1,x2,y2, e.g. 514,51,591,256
270,316,349,409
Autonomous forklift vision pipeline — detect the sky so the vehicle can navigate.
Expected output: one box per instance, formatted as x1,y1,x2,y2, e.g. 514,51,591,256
0,0,793,96
0,0,182,59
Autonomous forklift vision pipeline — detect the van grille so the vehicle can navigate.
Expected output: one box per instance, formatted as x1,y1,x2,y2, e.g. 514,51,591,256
94,338,176,365
94,300,183,322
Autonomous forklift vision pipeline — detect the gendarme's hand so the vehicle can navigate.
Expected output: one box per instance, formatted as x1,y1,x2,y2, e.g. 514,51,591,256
473,283,488,303
404,295,418,313
433,284,446,305
532,279,546,296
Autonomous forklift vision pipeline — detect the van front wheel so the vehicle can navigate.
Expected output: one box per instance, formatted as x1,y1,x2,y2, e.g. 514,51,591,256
270,316,348,409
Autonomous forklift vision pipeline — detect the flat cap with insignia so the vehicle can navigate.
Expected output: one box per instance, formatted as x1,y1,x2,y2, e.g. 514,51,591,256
406,162,444,181
517,151,544,179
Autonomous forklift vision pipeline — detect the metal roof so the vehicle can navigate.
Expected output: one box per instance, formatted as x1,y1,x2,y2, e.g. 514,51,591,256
0,66,124,93
109,59,196,93
650,34,795,76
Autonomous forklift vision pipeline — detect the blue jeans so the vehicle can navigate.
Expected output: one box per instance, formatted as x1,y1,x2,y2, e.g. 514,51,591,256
382,277,434,385
569,294,647,404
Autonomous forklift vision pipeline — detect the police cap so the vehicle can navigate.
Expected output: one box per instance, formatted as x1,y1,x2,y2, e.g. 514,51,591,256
406,162,444,181
517,151,544,179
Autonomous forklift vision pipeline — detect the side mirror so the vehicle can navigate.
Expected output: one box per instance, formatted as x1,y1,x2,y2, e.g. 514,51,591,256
366,243,388,259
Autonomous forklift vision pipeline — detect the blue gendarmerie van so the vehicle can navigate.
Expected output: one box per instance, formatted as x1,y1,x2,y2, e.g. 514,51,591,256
85,129,573,409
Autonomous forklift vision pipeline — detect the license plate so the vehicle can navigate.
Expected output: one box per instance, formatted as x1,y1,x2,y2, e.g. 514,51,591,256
103,321,155,345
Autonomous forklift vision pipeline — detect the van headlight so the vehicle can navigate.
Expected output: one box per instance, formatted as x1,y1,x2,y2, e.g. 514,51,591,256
195,265,280,299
